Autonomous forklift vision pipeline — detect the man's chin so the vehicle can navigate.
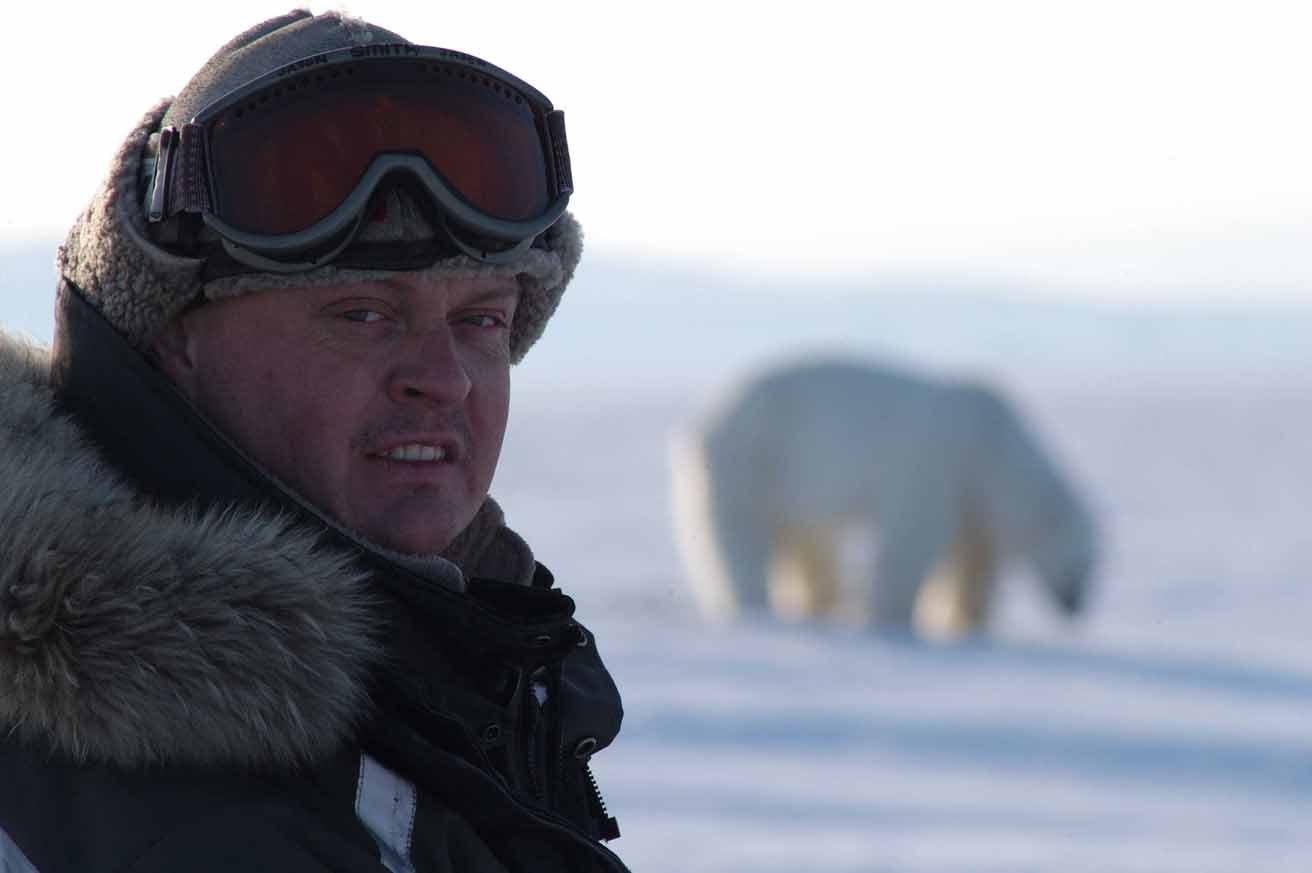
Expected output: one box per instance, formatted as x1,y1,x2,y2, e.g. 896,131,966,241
361,525,459,558
353,502,474,559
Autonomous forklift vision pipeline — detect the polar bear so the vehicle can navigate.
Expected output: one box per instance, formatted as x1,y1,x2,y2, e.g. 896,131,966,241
669,357,1098,638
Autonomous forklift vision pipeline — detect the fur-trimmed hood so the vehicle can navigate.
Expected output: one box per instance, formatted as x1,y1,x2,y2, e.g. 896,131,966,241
0,330,382,769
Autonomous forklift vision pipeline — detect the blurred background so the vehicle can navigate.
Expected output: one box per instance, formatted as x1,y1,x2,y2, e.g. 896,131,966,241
3,2,1311,870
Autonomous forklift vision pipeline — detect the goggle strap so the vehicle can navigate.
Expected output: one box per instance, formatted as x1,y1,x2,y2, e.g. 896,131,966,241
161,123,212,220
547,110,573,196
147,127,176,223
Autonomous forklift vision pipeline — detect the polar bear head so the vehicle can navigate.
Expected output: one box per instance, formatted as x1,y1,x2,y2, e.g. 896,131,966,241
1028,483,1099,615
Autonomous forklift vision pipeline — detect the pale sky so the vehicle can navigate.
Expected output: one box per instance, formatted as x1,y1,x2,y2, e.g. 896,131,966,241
4,1,1311,303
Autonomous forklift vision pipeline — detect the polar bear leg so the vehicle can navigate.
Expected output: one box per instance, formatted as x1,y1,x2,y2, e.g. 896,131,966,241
913,515,998,638
770,522,843,619
866,477,957,630
867,526,947,630
713,510,773,614
669,427,771,620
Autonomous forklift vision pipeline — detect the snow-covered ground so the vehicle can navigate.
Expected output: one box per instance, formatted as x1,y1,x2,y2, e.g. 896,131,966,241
4,246,1311,871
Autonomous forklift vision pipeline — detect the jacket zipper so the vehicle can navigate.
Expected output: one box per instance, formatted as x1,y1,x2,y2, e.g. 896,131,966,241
524,666,550,803
529,663,620,841
582,759,620,840
498,780,630,872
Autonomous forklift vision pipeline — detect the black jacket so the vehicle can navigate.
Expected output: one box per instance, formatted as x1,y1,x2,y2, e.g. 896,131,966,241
0,286,630,872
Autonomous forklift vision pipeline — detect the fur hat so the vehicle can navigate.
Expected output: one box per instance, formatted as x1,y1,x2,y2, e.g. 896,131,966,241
55,9,581,364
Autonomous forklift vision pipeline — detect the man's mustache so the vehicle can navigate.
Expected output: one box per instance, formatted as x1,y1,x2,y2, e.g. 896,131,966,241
351,411,473,458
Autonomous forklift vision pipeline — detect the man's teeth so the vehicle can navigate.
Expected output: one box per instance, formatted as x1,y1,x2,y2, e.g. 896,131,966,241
382,444,446,462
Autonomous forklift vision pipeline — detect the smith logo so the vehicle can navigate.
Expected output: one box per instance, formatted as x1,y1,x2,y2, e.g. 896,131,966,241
276,54,328,77
350,44,421,58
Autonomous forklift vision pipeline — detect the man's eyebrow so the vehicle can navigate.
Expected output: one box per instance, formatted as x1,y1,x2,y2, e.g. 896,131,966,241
370,275,522,307
459,283,523,307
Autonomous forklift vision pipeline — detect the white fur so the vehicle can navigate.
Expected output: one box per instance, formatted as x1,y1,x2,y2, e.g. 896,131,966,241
669,358,1098,638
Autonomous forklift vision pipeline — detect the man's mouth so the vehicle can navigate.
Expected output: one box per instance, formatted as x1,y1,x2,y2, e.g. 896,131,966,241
372,443,448,463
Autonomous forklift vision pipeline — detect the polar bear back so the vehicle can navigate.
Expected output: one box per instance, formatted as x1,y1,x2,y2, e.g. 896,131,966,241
697,359,971,524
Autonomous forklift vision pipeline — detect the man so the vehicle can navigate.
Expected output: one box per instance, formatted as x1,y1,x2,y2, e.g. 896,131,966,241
0,10,629,873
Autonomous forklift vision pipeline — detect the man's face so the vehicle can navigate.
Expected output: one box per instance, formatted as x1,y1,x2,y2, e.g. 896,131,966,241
154,273,520,556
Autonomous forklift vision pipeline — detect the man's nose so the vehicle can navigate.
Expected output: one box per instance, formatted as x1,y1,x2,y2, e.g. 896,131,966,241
386,324,472,406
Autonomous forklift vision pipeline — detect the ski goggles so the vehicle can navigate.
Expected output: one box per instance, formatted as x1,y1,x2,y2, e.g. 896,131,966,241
147,43,572,271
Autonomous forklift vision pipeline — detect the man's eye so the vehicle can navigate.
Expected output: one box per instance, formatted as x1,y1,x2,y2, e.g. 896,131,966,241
342,310,386,324
461,314,507,329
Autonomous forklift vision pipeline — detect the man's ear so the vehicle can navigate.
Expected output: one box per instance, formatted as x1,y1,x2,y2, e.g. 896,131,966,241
150,314,199,391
